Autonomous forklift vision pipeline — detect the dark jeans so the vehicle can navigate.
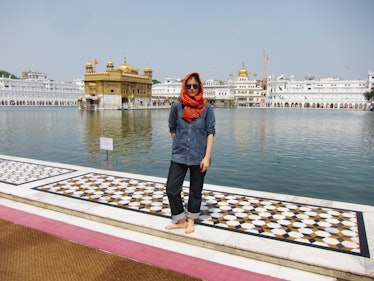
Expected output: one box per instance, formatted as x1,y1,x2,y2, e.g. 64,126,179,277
166,161,206,222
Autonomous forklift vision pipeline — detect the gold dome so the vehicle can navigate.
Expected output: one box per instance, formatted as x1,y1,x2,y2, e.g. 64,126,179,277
238,63,249,77
116,57,139,74
107,60,114,68
144,66,152,76
85,61,93,68
117,65,138,74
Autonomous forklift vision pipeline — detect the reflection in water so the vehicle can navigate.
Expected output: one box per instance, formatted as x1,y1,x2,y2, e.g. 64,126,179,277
80,110,154,171
0,107,373,205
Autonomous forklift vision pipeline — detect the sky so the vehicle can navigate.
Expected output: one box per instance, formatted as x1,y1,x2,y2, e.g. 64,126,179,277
1,0,373,82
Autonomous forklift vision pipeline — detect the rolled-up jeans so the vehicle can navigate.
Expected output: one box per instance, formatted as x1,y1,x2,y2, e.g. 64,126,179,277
166,161,206,223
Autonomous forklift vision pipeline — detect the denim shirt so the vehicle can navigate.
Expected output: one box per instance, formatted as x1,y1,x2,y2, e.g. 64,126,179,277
169,101,216,166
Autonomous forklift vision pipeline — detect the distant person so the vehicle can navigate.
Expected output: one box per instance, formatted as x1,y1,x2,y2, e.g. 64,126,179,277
165,72,216,234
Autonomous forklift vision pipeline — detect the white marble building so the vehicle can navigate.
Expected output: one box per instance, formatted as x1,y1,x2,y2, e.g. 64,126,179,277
265,72,374,110
0,71,84,106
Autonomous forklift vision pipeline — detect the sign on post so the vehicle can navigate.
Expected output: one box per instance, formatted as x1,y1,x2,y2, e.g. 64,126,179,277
100,137,113,150
100,137,113,161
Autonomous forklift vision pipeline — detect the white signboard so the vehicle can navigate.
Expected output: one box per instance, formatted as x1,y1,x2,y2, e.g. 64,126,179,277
100,137,113,151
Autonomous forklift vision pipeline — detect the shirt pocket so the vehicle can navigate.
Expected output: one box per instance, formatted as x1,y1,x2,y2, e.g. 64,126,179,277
192,115,206,131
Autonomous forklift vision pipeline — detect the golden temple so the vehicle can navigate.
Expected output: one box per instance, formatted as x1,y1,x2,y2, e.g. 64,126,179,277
81,57,152,109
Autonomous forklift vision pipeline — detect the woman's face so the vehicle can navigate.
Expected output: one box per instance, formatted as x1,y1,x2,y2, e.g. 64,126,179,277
186,77,199,97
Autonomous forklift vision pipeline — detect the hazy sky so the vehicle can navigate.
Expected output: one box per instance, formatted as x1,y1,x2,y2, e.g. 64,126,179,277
1,0,373,82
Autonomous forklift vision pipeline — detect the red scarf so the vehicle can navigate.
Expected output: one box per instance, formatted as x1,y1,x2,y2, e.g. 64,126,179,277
180,72,207,123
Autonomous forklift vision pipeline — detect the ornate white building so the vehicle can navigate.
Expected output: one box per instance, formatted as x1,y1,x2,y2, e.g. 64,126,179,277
204,78,234,107
0,70,84,106
151,78,182,106
152,65,374,110
265,72,374,110
233,64,264,107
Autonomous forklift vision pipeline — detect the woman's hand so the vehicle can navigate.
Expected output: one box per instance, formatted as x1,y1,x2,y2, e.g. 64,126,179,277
200,157,210,173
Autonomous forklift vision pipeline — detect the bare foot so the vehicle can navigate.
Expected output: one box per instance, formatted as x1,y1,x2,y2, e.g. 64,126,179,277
165,219,187,230
185,218,195,234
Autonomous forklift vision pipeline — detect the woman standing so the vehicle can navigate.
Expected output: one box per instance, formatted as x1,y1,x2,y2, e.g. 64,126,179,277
165,72,216,234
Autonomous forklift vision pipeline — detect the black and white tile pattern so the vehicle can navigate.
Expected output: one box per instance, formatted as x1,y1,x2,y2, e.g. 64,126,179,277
33,172,370,258
0,159,75,185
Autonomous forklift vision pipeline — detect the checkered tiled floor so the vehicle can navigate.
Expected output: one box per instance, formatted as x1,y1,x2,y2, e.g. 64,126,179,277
0,159,75,185
0,159,369,258
32,172,369,258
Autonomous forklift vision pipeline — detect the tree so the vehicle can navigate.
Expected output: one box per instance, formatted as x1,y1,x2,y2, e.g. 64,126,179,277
364,88,374,101
152,79,161,84
0,70,19,79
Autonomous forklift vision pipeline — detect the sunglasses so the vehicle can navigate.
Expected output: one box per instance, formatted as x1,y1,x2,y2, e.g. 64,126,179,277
186,84,199,89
